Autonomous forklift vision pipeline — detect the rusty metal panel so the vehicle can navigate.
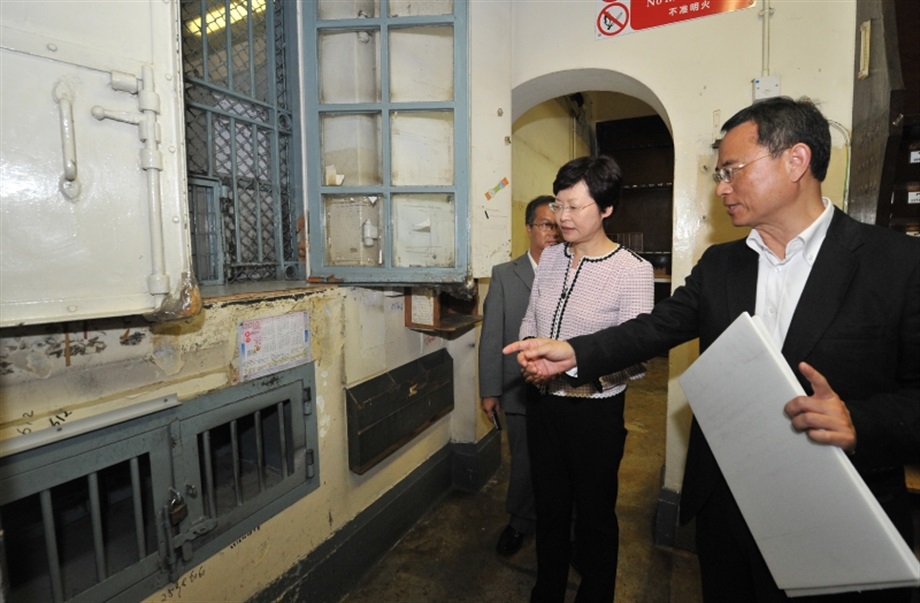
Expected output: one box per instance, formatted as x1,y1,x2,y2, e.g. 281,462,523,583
346,349,454,475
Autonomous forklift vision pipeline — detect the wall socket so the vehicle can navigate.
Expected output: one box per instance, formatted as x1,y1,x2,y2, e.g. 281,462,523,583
752,74,781,101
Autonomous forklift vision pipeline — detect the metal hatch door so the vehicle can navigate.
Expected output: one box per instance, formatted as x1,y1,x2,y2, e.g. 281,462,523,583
0,0,192,327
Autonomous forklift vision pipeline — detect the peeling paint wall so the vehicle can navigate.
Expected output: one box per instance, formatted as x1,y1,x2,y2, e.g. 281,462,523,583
0,284,463,602
0,289,333,443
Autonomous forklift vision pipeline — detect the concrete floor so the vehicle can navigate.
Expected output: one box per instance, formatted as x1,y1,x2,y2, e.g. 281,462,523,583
340,355,705,603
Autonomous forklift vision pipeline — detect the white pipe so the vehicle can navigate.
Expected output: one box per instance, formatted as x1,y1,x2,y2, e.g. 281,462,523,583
761,0,772,77
139,65,170,295
92,68,170,297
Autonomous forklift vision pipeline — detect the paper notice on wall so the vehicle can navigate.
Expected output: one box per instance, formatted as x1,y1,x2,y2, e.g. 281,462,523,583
410,288,437,326
238,311,312,382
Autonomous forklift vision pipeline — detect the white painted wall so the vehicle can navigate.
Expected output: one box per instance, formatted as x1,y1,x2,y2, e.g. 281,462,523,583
509,0,857,491
469,2,514,279
0,284,460,601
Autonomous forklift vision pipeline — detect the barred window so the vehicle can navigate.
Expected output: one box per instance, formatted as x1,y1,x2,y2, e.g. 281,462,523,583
0,364,319,603
181,0,301,285
180,0,470,288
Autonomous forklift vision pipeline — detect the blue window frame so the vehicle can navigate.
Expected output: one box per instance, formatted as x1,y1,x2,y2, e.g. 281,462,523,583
303,1,469,284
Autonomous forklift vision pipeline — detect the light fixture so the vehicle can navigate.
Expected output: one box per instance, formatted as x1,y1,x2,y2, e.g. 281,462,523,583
185,0,267,38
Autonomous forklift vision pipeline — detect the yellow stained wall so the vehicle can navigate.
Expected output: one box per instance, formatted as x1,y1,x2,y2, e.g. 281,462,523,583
510,99,590,256
0,285,466,600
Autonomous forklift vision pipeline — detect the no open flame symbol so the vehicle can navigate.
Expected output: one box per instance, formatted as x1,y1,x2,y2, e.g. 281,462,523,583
597,2,630,37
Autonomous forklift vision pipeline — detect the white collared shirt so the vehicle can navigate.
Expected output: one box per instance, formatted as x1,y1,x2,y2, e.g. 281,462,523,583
528,250,538,271
747,198,834,348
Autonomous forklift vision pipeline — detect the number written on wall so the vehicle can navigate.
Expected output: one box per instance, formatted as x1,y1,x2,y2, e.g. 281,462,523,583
159,565,207,601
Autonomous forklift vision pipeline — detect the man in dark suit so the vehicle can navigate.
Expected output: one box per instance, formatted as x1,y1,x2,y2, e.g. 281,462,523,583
504,97,920,601
479,195,559,556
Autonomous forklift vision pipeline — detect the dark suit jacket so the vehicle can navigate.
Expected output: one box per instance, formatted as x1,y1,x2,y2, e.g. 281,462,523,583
479,253,534,415
568,208,920,532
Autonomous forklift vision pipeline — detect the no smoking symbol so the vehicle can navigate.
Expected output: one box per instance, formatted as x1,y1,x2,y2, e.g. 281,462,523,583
597,2,629,37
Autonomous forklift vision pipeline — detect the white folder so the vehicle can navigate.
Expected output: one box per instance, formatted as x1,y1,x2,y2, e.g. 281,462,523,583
678,312,920,597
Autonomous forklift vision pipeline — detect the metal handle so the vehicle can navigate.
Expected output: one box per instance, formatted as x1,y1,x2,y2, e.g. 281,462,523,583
53,81,77,181
53,81,82,200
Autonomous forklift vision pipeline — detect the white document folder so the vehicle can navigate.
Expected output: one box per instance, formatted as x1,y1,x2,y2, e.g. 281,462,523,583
678,312,920,597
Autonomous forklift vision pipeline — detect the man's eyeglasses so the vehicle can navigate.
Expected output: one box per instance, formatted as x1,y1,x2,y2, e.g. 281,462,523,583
530,221,558,231
711,153,772,184
548,202,593,215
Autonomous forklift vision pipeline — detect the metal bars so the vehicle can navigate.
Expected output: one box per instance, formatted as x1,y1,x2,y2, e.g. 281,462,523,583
181,0,299,284
87,472,107,582
3,456,154,602
39,489,64,603
0,363,318,603
197,399,294,519
130,456,147,559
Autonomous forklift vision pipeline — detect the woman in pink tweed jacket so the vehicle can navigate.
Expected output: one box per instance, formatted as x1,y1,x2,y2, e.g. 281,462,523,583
520,156,654,603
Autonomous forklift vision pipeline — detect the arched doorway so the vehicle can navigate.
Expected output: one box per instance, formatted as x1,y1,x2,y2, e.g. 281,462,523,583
509,74,685,553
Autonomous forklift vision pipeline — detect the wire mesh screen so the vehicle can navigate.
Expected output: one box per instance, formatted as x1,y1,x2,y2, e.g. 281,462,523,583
181,0,299,284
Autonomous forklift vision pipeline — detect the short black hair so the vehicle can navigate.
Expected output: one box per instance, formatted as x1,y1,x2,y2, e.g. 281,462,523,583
552,155,623,214
525,195,555,225
722,96,831,181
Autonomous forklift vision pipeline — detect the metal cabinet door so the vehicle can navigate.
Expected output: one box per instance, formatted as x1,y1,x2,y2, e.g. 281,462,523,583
0,405,180,602
0,0,192,327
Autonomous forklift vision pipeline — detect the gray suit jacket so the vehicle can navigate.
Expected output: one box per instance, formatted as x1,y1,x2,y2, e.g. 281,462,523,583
568,208,920,530
479,253,534,415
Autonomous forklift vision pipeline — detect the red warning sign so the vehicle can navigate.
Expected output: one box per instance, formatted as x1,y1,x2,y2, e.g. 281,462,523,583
597,0,755,39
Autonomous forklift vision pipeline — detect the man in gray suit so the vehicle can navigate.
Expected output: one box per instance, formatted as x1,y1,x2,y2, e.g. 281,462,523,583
479,195,559,556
